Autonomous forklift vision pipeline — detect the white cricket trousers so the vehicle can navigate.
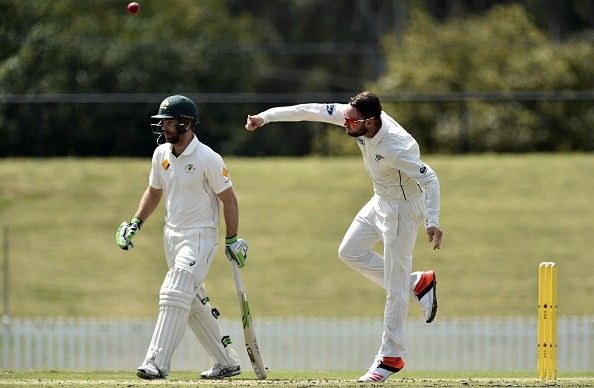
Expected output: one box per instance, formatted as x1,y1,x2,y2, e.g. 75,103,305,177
142,226,239,374
338,193,425,358
163,226,238,364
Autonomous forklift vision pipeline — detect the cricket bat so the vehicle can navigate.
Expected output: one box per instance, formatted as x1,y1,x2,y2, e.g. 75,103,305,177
231,261,267,379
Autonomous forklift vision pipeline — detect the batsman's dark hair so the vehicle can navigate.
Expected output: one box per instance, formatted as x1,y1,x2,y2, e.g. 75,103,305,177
349,91,382,119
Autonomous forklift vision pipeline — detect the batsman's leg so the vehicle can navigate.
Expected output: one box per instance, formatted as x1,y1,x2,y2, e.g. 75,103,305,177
138,268,194,379
188,284,240,377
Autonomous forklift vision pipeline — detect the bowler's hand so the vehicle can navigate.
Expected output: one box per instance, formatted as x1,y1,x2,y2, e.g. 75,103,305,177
245,115,264,131
426,226,442,250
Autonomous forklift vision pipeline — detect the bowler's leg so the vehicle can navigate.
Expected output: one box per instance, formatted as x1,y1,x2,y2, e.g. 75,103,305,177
338,200,384,287
378,197,424,358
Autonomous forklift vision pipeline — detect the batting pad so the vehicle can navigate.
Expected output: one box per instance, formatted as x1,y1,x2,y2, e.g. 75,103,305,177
143,268,194,375
188,285,240,367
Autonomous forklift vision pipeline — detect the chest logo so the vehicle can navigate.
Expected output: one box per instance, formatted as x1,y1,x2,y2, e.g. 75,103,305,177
420,164,427,174
375,154,385,162
162,159,170,170
184,163,197,174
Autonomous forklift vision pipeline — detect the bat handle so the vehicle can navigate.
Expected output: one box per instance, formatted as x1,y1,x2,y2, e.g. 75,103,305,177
231,260,245,293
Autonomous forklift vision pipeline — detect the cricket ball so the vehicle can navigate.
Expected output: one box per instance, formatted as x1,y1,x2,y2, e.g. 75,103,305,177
127,2,140,15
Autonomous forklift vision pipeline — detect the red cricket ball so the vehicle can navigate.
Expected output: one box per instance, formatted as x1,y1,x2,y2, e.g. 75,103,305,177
127,2,140,15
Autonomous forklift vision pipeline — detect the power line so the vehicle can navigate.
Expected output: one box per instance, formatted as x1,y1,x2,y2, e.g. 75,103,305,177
0,91,593,104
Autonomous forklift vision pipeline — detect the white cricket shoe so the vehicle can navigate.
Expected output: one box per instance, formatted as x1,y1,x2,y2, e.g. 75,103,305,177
358,357,405,383
136,362,166,380
414,270,438,323
200,363,241,379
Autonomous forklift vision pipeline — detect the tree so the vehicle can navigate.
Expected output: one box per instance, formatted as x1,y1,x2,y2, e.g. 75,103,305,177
0,0,264,156
371,4,594,152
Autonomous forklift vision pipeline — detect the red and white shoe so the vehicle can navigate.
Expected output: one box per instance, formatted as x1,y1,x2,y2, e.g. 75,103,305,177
358,357,405,383
414,270,438,323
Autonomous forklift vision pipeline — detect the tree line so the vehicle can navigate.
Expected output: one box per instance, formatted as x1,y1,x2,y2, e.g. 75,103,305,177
0,0,592,156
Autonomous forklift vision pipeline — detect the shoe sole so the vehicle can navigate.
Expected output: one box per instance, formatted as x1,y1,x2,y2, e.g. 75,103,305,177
425,279,438,323
136,370,164,380
415,272,438,323
200,368,241,379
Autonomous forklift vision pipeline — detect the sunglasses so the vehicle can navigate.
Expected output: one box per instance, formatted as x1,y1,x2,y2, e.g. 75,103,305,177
344,116,372,126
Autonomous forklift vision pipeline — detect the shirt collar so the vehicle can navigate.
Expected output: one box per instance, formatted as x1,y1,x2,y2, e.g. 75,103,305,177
169,135,199,157
366,117,386,147
182,135,199,156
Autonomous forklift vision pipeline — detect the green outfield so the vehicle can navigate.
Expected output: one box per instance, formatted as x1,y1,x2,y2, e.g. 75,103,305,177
0,371,593,387
0,155,592,320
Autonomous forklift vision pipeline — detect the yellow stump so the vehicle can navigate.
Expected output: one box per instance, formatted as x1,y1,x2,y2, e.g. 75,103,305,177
537,262,557,380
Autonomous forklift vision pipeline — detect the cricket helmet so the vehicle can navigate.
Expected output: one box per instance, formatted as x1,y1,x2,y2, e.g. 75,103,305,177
150,95,199,144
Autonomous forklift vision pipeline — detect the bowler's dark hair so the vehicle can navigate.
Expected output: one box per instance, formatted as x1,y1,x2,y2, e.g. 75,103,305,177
349,91,382,119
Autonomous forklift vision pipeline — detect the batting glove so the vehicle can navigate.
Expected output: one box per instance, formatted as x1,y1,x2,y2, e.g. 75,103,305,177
225,235,248,267
116,217,143,250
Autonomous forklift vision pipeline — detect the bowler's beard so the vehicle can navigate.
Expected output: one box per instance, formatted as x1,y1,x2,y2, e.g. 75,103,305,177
345,126,367,138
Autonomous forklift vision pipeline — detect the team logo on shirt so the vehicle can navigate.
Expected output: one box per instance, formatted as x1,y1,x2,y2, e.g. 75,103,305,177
375,154,385,162
184,163,196,174
326,104,335,115
420,164,428,174
162,159,170,170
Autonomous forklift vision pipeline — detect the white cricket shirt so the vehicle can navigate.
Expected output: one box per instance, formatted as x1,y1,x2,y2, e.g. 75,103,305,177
149,135,232,229
260,103,440,227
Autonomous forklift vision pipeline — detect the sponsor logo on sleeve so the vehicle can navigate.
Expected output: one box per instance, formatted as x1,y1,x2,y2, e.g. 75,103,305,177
222,166,231,183
326,104,335,115
420,164,428,174
162,159,170,170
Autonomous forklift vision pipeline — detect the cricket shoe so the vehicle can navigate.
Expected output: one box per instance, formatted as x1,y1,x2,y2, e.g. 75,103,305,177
136,362,166,380
414,270,438,323
358,357,405,383
200,363,241,379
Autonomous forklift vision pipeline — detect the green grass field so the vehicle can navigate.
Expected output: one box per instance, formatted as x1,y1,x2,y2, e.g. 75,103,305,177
0,155,593,320
0,371,593,387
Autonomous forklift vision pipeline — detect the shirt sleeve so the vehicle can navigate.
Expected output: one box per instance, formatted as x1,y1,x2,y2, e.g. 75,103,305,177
389,144,441,228
260,103,347,127
148,148,164,189
204,152,232,195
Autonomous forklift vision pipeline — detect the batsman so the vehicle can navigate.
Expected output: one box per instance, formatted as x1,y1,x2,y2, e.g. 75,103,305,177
116,95,247,380
246,91,442,383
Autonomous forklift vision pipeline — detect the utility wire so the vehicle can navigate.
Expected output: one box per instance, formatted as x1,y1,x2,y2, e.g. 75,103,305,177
1,91,593,104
